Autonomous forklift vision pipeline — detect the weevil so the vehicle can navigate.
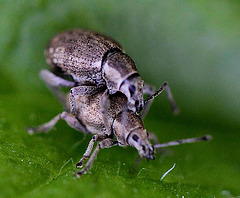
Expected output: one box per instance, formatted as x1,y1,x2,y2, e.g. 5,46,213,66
41,29,179,116
27,86,211,176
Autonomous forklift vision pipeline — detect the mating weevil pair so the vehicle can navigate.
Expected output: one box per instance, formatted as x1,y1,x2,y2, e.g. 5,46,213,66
27,29,211,176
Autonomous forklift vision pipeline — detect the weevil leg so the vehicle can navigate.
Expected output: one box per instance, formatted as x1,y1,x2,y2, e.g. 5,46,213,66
40,69,76,104
143,83,156,96
141,83,156,119
76,133,107,168
148,132,159,145
27,111,89,135
40,69,76,87
144,81,179,114
76,137,96,168
70,85,105,115
76,142,101,177
75,138,119,177
99,90,112,136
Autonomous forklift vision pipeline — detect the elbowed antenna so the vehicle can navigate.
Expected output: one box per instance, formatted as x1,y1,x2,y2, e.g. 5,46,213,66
154,135,212,148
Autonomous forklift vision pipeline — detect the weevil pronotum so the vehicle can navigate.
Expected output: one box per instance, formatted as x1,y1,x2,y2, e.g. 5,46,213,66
27,86,211,176
41,29,179,116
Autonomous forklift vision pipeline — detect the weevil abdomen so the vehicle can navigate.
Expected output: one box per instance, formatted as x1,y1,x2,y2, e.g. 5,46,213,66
45,29,122,84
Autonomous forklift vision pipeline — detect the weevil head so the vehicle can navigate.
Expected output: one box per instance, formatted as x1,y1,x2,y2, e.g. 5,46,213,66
119,74,144,113
112,111,154,160
127,129,155,160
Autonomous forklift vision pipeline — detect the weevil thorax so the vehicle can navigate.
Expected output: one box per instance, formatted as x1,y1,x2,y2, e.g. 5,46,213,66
112,111,155,160
102,52,144,113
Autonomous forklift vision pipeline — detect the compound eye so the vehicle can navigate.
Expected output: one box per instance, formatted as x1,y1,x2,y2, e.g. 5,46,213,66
129,85,136,97
132,134,139,142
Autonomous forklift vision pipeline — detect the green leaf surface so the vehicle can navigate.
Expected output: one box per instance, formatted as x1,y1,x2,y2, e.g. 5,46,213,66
1,0,240,197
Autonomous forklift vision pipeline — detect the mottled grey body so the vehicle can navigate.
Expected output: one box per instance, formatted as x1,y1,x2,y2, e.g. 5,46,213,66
44,29,144,113
27,29,188,176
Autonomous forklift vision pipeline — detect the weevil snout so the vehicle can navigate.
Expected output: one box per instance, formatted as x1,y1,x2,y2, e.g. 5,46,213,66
145,146,155,160
127,130,155,160
120,75,144,113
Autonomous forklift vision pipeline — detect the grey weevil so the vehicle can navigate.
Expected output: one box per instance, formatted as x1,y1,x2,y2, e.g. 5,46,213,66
27,86,211,176
41,29,179,117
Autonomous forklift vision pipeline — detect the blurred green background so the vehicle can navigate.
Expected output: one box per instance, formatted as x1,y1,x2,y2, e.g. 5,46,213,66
0,0,240,197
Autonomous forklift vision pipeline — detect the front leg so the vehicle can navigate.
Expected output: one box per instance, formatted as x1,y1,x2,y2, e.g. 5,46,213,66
144,81,179,115
75,138,119,177
76,133,108,168
141,83,156,119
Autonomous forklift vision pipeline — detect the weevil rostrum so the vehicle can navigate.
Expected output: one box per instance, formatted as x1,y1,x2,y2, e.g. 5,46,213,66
27,29,211,176
41,29,179,116
27,86,211,176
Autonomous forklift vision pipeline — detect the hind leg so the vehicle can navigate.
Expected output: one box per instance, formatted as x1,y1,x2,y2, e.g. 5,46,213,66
40,69,76,104
27,111,88,134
